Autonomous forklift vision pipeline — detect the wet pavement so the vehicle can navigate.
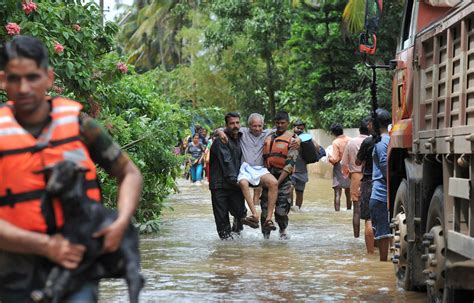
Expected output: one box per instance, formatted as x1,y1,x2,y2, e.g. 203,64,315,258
99,177,426,302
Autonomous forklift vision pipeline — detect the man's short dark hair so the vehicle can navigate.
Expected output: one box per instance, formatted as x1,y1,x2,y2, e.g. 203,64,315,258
274,111,289,122
330,123,343,136
376,108,391,128
0,36,49,69
225,112,240,124
293,119,305,127
359,118,370,135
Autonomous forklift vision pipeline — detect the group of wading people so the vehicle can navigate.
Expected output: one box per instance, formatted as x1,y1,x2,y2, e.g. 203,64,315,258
208,108,392,262
328,108,392,261
208,111,314,240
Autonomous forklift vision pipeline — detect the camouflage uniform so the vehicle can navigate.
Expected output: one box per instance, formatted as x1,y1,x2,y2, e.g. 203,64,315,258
260,132,298,235
0,109,127,301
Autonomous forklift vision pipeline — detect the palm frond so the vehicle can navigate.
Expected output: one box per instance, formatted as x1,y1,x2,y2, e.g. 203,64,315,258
342,0,366,33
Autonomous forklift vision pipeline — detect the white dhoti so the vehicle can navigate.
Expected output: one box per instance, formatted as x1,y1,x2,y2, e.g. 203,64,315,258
237,162,270,186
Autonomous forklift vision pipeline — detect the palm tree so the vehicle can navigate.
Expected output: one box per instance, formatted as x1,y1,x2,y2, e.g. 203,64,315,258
342,0,366,33
118,0,198,71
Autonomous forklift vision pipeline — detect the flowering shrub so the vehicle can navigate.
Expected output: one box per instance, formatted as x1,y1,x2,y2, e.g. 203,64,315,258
0,0,118,99
22,1,37,15
116,62,128,74
54,42,64,54
5,22,20,35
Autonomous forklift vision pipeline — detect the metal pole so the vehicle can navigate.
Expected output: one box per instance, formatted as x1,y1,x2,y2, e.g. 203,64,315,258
364,62,391,141
371,65,380,141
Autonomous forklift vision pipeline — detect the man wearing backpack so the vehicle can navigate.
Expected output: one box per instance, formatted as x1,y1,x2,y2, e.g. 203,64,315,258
291,120,322,211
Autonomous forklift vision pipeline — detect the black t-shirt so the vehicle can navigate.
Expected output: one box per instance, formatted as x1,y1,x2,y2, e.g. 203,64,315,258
356,135,375,178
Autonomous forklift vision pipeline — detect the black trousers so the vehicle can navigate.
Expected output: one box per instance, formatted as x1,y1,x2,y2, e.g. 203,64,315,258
210,188,247,239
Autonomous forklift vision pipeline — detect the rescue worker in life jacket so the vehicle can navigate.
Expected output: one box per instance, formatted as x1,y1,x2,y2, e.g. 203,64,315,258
262,111,299,239
0,36,143,302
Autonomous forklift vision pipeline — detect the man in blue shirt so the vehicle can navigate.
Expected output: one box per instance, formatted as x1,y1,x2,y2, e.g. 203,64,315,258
369,109,392,261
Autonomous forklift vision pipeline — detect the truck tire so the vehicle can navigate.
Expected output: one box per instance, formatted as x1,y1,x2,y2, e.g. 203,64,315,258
392,179,413,290
424,186,445,303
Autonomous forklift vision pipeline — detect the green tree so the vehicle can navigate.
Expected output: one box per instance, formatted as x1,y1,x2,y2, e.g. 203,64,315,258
118,0,203,71
283,1,359,127
95,67,188,230
205,0,293,118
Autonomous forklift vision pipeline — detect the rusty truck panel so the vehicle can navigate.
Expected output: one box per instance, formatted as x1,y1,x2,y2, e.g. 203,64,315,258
414,1,474,287
416,2,474,155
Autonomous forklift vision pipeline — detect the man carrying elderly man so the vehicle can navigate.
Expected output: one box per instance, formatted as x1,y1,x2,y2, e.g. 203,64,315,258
217,111,300,238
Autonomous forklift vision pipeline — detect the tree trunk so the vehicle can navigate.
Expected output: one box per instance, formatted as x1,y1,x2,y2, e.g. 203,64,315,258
158,26,166,70
265,54,276,119
325,10,337,90
99,0,104,24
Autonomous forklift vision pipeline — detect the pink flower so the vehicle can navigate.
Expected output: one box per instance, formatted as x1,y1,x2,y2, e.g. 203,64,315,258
5,23,21,36
22,1,38,15
51,85,64,94
54,43,64,54
73,24,81,32
116,62,128,74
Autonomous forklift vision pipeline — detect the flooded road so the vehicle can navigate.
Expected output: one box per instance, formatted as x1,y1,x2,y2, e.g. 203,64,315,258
100,177,426,302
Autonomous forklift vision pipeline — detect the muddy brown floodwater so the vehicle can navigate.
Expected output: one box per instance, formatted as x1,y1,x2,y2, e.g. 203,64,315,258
99,177,426,302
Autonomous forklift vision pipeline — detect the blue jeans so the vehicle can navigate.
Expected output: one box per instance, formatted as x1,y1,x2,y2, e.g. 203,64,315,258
369,199,392,240
64,282,98,302
190,163,203,182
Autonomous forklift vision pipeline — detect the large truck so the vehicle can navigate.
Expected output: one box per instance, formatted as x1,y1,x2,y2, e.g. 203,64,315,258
359,0,474,302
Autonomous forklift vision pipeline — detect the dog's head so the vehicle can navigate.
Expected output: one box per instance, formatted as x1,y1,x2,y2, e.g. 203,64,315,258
37,161,88,195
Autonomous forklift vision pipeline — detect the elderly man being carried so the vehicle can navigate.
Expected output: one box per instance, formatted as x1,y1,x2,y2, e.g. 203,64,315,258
218,113,299,233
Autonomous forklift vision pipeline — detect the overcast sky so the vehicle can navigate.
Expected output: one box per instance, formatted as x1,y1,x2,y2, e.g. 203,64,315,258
94,0,133,21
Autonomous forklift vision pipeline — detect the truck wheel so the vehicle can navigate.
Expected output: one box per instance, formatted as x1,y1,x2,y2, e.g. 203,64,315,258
392,179,413,290
423,186,445,303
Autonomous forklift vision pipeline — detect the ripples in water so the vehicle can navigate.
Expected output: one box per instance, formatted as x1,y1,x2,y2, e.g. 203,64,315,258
99,178,425,302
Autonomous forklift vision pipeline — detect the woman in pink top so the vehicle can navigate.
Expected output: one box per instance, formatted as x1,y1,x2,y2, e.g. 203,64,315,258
328,123,351,211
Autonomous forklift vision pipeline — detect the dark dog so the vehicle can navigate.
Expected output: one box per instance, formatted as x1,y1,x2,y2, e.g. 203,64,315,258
31,161,144,303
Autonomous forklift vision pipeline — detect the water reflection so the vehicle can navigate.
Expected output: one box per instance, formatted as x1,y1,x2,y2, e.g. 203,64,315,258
99,178,425,302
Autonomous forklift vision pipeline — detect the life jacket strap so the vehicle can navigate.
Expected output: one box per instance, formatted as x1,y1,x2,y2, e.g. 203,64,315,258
0,179,99,207
0,136,81,157
267,152,287,159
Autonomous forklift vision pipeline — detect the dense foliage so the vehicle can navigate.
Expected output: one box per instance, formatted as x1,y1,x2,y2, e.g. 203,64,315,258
0,0,117,99
95,67,188,232
205,0,292,118
0,0,192,231
117,0,403,130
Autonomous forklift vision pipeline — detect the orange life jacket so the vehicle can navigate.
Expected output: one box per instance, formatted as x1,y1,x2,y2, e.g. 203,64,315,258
263,131,293,169
0,97,101,234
